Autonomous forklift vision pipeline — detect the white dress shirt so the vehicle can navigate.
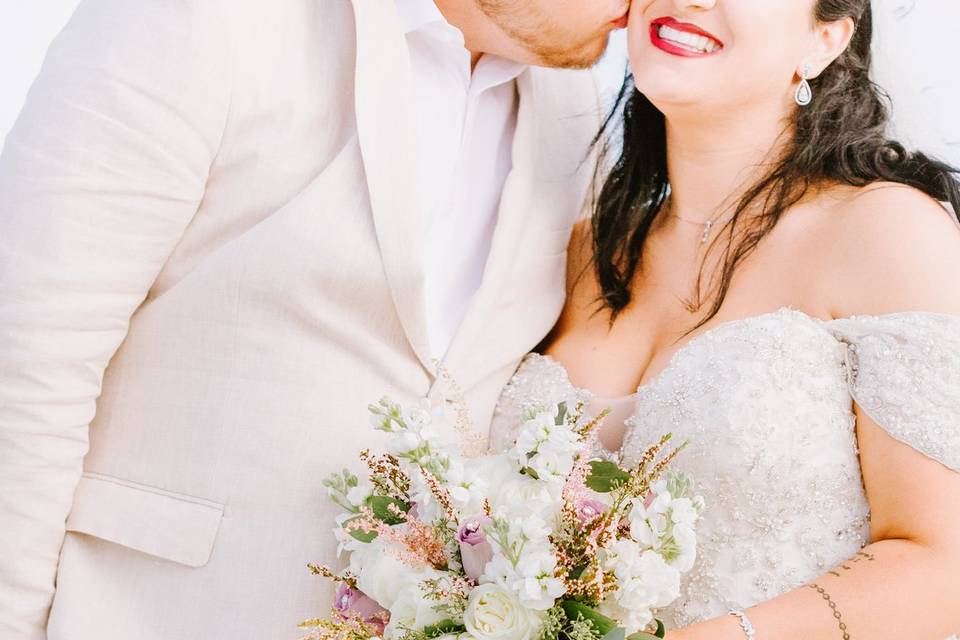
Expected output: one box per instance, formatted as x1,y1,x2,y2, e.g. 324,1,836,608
396,0,526,359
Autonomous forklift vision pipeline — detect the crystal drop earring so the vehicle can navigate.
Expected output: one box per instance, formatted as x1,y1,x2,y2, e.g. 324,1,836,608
795,63,813,107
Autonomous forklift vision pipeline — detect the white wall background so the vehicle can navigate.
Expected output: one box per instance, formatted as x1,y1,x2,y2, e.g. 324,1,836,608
1,0,958,165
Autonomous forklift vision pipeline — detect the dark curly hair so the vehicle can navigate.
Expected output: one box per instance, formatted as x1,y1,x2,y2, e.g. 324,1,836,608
591,0,960,328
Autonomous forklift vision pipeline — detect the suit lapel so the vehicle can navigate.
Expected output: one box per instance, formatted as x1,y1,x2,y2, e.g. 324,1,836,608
350,0,434,373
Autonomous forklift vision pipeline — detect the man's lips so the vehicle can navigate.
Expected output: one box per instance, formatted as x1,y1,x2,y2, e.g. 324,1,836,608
611,11,629,29
649,16,724,57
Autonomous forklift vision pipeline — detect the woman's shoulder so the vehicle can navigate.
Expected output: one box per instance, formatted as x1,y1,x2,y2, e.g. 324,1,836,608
811,181,960,318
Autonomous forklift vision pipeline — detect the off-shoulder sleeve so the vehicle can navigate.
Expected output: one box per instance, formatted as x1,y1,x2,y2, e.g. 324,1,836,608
828,313,960,471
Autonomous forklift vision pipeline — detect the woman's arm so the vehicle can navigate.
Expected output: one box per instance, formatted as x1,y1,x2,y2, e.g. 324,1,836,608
669,409,960,639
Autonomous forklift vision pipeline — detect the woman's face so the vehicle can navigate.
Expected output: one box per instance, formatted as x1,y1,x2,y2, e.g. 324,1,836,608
627,0,820,114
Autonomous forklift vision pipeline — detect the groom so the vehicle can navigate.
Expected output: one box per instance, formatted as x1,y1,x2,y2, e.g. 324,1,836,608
0,0,628,638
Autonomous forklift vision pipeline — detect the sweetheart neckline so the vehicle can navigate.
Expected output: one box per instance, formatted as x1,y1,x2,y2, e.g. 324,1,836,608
530,307,960,401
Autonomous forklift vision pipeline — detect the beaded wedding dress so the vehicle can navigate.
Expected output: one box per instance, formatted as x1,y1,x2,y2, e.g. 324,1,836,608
489,308,960,627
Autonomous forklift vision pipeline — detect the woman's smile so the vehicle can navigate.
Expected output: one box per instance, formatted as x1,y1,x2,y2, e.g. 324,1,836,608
650,17,724,56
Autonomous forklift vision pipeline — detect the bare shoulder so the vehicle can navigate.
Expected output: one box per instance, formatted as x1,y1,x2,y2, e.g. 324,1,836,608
815,182,960,317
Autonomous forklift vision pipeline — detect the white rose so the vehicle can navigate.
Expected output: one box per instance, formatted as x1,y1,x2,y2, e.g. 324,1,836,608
489,476,561,520
353,541,442,610
464,584,543,640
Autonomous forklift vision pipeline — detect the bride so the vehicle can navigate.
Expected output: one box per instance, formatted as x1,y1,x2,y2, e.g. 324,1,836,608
491,0,960,637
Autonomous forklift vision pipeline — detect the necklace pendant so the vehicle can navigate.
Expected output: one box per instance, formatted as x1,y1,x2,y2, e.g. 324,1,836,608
700,220,714,244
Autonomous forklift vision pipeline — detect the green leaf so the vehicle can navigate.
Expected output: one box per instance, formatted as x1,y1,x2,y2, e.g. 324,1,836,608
422,620,466,637
601,630,625,640
366,495,410,525
343,515,378,543
586,460,631,493
556,401,569,425
560,600,617,637
627,620,666,640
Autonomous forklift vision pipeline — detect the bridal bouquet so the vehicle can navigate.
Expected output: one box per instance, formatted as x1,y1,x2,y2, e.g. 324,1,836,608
302,396,703,640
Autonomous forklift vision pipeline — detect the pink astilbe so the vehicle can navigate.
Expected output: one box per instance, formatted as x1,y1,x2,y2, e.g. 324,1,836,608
561,453,592,507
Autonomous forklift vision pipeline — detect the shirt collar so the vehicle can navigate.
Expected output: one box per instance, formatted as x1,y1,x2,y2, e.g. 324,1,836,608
395,0,446,34
395,0,527,87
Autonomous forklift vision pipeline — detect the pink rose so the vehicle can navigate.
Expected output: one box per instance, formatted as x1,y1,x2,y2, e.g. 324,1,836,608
334,583,389,633
457,516,494,582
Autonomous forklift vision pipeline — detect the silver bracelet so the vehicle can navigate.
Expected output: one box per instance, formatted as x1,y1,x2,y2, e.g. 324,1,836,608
728,609,756,639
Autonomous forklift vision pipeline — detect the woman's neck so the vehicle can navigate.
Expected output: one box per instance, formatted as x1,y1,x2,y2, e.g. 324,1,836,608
664,101,791,224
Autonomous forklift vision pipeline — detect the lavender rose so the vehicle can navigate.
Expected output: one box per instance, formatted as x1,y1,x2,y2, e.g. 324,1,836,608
575,499,608,526
334,583,389,633
457,516,494,582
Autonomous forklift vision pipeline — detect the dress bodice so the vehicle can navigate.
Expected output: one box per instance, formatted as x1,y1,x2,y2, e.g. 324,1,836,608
489,308,960,627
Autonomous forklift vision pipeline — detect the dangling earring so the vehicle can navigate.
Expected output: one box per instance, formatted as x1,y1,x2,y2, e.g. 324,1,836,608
795,63,813,107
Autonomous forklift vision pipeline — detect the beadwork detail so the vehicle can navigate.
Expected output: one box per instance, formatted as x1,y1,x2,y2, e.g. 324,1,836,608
489,308,960,627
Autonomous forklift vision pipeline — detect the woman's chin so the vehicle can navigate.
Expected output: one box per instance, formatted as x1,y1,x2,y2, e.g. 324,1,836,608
631,81,708,112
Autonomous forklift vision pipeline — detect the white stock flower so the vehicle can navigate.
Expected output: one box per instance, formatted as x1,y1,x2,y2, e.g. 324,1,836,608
481,520,564,612
628,495,670,548
345,479,374,508
386,429,425,456
512,549,566,610
510,405,584,483
513,409,556,457
604,541,681,630
670,497,699,527
598,598,651,636
383,583,447,640
407,471,444,523
404,402,433,431
464,584,543,640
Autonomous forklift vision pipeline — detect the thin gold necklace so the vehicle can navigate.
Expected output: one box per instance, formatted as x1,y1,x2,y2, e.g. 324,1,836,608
671,210,736,244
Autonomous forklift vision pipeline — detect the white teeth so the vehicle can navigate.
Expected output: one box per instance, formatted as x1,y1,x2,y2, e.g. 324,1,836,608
657,24,721,53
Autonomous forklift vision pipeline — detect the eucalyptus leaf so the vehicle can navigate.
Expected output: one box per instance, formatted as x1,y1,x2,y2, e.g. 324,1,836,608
586,460,631,493
601,629,626,640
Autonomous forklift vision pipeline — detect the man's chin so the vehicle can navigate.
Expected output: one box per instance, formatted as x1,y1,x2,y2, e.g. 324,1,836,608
532,33,612,70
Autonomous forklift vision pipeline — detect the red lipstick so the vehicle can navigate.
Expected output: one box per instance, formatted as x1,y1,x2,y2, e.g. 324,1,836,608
649,17,724,58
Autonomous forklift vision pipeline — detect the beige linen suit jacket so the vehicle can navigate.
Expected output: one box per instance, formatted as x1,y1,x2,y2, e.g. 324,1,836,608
0,0,602,638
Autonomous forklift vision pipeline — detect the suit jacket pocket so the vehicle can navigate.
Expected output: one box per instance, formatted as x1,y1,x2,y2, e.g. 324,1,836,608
65,472,225,568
